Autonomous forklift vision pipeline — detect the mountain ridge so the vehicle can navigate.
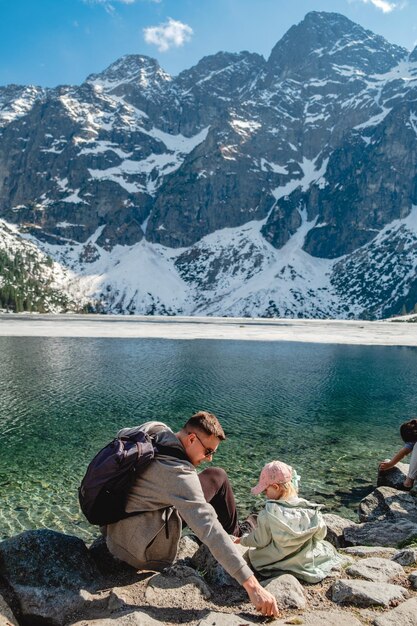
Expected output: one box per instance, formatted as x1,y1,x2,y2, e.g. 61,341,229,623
1,11,417,318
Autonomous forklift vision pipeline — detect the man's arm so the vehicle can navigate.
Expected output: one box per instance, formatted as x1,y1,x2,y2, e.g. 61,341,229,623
379,446,411,470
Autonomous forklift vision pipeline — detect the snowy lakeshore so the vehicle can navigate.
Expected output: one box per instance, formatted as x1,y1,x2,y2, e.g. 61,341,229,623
0,314,416,345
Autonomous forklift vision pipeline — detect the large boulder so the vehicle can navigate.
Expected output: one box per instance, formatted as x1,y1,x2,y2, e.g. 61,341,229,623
0,529,101,590
262,574,306,609
372,597,417,625
358,487,417,522
11,587,104,626
344,518,417,547
0,530,103,626
331,578,408,607
345,557,405,583
377,462,410,490
323,513,357,548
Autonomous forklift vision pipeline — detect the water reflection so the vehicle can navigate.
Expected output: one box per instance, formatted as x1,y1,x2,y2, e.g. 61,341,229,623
0,337,416,540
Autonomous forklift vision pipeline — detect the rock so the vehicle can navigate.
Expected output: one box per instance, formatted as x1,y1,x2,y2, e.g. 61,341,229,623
372,597,417,625
198,614,256,626
70,611,163,626
11,586,100,626
344,518,417,547
331,578,408,607
392,548,417,566
262,573,306,609
0,530,103,626
377,462,410,490
346,557,405,583
0,592,18,626
176,535,201,562
89,535,138,578
409,570,417,589
230,610,362,626
323,514,357,548
0,529,101,590
144,564,212,607
190,542,248,587
336,553,355,567
342,546,396,558
358,487,417,522
281,611,363,626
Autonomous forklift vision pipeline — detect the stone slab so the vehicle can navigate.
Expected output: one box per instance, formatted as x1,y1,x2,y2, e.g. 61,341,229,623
331,578,408,607
70,612,162,626
372,598,417,625
346,557,405,583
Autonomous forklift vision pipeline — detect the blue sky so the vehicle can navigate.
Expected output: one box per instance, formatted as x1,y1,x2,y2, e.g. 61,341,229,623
1,0,417,87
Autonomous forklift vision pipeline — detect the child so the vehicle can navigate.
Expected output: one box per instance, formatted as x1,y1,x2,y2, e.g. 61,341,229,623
379,418,417,489
235,460,341,583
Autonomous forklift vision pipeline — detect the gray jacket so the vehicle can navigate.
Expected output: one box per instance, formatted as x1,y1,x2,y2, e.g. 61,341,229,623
106,421,253,585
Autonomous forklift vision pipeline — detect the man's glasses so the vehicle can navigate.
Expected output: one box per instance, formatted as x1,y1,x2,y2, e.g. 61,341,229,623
192,432,217,457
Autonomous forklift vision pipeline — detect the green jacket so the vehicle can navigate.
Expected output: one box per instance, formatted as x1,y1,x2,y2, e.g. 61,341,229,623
240,497,341,583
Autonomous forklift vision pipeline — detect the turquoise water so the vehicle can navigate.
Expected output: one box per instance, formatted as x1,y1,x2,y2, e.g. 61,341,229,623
0,336,416,541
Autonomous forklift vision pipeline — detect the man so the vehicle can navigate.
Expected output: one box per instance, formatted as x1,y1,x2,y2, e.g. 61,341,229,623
106,411,279,617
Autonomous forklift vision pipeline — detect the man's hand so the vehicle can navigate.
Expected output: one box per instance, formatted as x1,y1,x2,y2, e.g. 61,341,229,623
243,575,279,617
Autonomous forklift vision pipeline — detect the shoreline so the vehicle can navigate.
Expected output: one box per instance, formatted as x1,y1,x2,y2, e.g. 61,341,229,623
0,313,416,345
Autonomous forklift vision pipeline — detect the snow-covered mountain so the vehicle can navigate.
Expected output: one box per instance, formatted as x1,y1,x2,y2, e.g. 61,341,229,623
1,11,417,318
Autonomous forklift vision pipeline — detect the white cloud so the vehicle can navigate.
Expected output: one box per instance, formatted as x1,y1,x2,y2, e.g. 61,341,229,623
359,0,398,12
143,18,193,52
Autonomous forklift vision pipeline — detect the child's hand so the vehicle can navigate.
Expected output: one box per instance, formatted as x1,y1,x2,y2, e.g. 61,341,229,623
231,536,241,544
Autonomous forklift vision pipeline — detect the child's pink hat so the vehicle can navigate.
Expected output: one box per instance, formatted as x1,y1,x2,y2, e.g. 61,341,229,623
251,461,293,495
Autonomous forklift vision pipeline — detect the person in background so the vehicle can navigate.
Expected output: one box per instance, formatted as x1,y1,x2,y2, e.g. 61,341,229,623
234,460,342,583
379,418,417,489
105,411,279,617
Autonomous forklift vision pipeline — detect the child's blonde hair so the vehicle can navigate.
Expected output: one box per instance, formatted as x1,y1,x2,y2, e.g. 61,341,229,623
276,480,298,501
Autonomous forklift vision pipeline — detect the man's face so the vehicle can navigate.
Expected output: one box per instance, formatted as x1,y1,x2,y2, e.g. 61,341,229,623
186,431,220,466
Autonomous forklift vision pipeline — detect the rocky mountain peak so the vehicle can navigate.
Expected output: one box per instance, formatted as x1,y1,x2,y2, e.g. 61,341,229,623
85,54,172,92
0,84,46,128
175,50,265,97
2,12,417,319
409,45,417,63
268,11,406,77
177,50,264,78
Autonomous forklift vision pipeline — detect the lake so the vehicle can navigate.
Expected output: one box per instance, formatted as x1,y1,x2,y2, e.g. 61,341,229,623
0,336,416,542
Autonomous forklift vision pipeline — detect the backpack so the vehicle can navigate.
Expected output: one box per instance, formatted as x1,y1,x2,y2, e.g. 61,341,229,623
78,429,188,526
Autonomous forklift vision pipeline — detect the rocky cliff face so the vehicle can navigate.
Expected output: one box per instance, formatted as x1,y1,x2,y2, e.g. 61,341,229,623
1,11,417,318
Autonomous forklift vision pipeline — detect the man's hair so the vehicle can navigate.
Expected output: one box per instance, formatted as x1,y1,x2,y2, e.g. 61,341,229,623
184,411,226,440
400,418,417,443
